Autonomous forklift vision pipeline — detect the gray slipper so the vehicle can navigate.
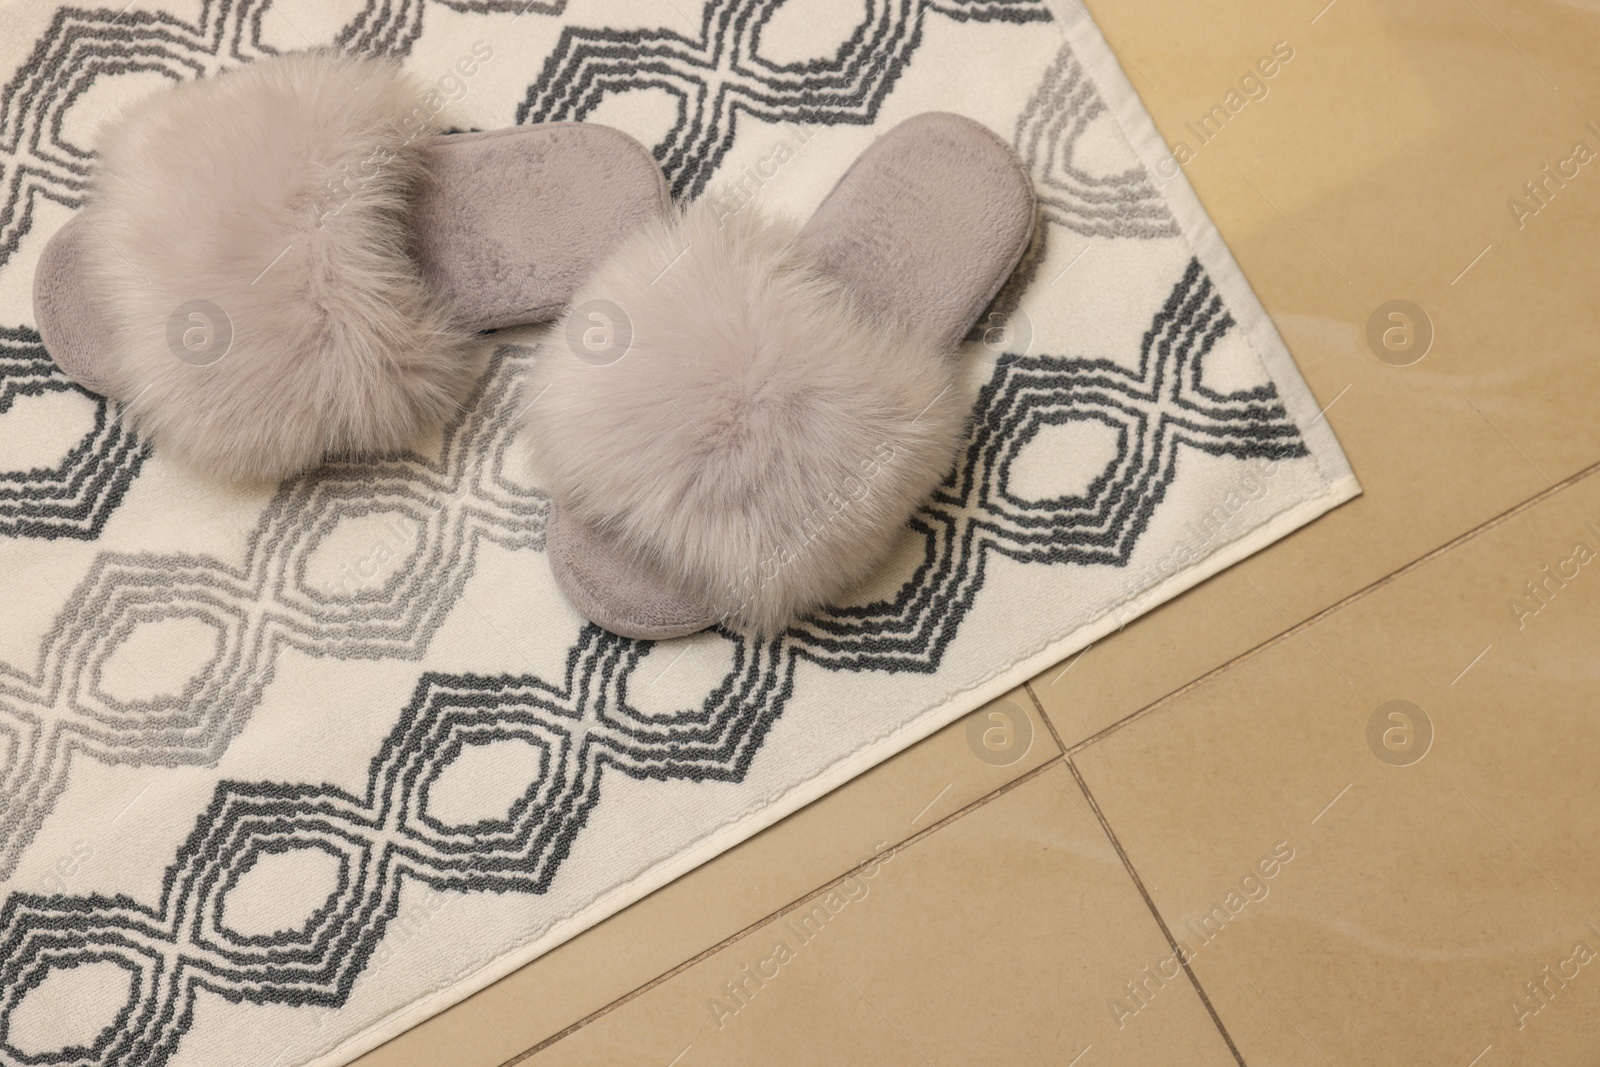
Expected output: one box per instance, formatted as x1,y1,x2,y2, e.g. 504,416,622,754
32,51,667,483
527,112,1036,641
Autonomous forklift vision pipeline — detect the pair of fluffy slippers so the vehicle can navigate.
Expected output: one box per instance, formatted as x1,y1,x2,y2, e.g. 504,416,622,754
34,52,1035,640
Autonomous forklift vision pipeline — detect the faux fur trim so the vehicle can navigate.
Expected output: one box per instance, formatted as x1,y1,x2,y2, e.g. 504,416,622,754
80,51,480,483
525,198,972,635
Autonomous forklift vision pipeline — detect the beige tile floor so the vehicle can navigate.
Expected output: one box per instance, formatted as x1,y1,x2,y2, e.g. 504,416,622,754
359,1,1600,1063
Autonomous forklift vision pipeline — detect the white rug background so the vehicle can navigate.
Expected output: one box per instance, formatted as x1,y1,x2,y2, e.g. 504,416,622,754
0,1,1358,1064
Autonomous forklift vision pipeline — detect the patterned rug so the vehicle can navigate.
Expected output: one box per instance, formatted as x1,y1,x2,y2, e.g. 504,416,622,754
0,1,1358,1063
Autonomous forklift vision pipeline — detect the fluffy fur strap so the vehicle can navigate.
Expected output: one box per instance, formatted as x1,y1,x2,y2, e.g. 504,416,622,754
526,198,972,635
79,52,478,482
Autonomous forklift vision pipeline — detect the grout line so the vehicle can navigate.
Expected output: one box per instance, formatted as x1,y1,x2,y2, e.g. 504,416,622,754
1023,680,1069,755
1066,456,1600,756
1045,770,1161,891
499,755,1068,1065
1243,576,1351,685
1064,759,1249,1067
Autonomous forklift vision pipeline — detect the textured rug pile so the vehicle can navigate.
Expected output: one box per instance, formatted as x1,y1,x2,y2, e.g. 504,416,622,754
0,1,1357,1063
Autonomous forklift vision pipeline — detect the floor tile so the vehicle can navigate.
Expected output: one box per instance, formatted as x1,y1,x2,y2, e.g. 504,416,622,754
527,764,1242,1067
352,688,1058,1066
1035,0,1600,745
1071,467,1600,1065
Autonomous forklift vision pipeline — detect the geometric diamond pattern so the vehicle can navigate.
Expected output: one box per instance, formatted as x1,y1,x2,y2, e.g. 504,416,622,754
0,630,791,1067
788,257,1308,674
519,0,1051,200
0,326,146,540
0,253,1312,1066
0,1,1355,1061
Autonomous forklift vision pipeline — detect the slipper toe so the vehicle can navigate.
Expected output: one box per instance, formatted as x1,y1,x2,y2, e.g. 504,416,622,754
546,505,718,641
32,218,113,395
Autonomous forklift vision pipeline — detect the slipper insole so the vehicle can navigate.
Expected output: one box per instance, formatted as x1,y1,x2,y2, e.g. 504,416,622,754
416,123,669,330
798,112,1035,350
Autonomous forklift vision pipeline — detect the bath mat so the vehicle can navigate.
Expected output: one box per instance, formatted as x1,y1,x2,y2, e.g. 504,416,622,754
0,1,1359,1064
